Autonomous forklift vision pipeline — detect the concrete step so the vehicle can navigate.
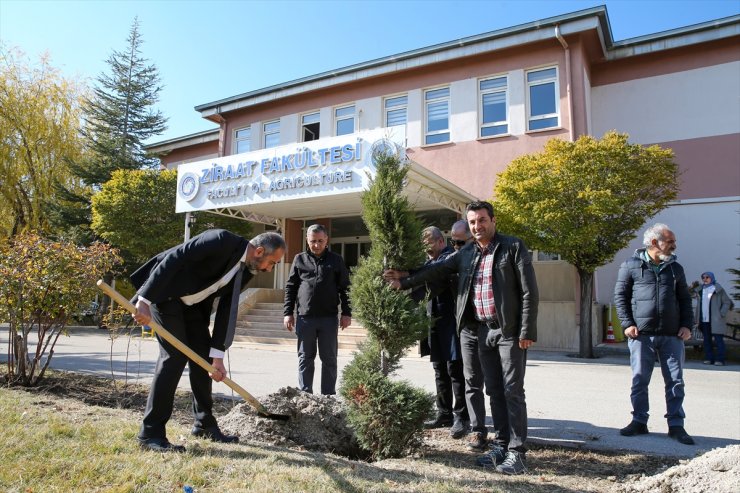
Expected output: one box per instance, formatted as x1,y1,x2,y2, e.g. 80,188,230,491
254,302,283,310
246,308,284,317
232,334,363,350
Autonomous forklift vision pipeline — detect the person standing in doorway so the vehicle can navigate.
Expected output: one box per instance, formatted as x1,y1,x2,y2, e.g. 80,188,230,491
284,224,351,395
691,272,734,366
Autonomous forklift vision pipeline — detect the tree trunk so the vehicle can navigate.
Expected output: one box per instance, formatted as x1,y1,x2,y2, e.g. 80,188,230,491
578,268,595,358
380,348,389,377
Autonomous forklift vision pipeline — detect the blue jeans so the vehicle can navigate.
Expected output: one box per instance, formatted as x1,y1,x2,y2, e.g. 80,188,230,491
700,322,725,363
296,315,339,395
628,334,686,427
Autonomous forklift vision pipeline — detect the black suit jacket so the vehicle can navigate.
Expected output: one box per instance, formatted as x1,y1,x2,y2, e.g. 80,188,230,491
130,229,252,351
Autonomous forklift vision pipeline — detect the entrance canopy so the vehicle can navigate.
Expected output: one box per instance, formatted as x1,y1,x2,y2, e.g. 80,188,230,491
175,128,477,226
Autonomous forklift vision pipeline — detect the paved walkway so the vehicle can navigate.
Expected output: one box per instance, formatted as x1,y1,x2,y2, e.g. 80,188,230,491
3,326,739,458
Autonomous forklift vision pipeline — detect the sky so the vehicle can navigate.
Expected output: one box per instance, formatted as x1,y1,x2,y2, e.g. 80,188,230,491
1,0,738,144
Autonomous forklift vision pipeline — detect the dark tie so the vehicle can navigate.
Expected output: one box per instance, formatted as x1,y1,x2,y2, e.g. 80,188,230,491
224,262,245,349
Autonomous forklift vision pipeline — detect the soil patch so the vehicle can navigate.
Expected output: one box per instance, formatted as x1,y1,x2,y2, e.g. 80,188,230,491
620,444,740,493
219,386,366,459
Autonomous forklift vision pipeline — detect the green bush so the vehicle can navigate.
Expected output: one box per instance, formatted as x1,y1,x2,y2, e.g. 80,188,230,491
341,365,433,460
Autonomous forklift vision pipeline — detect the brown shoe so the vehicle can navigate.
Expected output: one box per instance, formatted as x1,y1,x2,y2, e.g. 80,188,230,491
467,432,488,452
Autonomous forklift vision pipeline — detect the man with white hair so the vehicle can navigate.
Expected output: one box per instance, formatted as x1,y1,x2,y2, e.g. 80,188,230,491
614,223,695,445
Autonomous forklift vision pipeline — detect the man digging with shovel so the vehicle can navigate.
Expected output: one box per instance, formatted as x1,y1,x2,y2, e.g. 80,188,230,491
130,229,286,452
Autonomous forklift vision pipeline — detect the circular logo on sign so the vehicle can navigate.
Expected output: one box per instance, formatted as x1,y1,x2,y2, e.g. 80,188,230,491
178,172,200,201
371,138,402,163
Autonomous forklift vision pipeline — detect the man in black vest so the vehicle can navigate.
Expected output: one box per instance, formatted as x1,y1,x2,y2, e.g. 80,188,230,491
131,229,286,452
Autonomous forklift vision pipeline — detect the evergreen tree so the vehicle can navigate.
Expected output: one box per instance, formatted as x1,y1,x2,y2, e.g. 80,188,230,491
49,17,167,243
339,144,433,459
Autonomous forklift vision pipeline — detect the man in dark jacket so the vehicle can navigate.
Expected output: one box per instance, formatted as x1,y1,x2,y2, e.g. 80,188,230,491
283,224,351,395
614,223,695,445
131,229,286,452
385,201,538,475
391,226,470,438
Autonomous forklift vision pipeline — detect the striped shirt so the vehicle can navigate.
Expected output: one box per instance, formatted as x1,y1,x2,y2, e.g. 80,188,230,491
472,242,497,322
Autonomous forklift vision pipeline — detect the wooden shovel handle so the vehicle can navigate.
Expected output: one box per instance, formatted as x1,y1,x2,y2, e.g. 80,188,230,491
96,280,275,417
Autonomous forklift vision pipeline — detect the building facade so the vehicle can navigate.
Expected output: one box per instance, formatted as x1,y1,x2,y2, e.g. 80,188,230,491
147,6,740,350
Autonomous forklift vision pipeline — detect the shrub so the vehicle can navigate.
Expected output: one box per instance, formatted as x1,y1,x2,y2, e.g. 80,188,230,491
341,143,434,459
341,364,433,460
0,232,121,385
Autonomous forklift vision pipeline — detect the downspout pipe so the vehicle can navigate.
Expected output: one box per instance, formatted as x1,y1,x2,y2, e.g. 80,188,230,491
555,25,575,142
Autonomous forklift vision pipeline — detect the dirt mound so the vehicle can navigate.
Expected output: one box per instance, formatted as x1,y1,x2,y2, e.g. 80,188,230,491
621,445,740,493
219,387,366,458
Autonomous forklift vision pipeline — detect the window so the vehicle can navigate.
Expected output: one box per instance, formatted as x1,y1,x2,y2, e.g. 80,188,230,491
527,67,559,131
234,127,251,154
263,120,280,148
536,251,562,262
335,105,355,136
301,112,320,142
384,95,407,127
479,76,508,137
425,87,450,144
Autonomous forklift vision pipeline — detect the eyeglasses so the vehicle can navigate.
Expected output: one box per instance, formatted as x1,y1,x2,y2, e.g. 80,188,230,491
453,239,468,246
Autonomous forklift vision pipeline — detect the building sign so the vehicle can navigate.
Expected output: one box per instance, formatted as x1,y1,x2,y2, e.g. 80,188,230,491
175,128,403,213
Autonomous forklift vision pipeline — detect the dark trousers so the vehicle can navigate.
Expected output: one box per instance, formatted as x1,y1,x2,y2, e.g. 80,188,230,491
296,315,339,395
432,359,469,420
139,299,217,440
483,325,528,452
700,321,726,363
460,326,487,434
460,323,528,451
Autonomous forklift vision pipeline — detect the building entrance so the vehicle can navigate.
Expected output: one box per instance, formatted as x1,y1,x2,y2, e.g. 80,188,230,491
329,237,371,269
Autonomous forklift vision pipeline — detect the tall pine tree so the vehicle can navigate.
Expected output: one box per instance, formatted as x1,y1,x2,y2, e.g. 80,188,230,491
49,17,167,243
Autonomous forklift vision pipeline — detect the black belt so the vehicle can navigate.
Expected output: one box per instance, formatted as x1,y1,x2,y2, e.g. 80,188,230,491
483,319,500,330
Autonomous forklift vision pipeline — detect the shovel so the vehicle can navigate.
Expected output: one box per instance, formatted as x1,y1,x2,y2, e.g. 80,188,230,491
96,280,290,421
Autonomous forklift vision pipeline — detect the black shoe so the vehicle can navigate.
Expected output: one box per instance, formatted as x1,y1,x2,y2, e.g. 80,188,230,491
619,421,649,436
476,443,507,468
450,418,470,439
467,431,488,452
191,426,239,443
424,414,453,429
138,437,185,453
668,426,695,445
495,450,527,475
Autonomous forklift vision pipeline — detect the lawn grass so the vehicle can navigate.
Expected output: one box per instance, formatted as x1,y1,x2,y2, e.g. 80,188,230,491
0,370,673,493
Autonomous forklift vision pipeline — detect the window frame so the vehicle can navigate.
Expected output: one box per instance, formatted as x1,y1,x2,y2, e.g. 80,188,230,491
384,94,408,128
533,250,563,262
263,120,280,148
478,75,509,138
301,111,320,142
424,86,451,145
526,66,560,132
234,126,251,154
334,104,356,136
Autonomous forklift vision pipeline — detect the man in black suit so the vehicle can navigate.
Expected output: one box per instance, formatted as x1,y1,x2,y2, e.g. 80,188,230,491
131,229,286,452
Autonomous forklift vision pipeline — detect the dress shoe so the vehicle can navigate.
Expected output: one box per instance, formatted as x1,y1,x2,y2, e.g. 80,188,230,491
668,426,695,445
138,437,185,453
467,431,488,452
191,426,239,443
619,420,648,436
449,417,470,439
423,414,453,429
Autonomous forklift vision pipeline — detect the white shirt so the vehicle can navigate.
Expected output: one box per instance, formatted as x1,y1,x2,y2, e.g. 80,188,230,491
701,285,715,323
